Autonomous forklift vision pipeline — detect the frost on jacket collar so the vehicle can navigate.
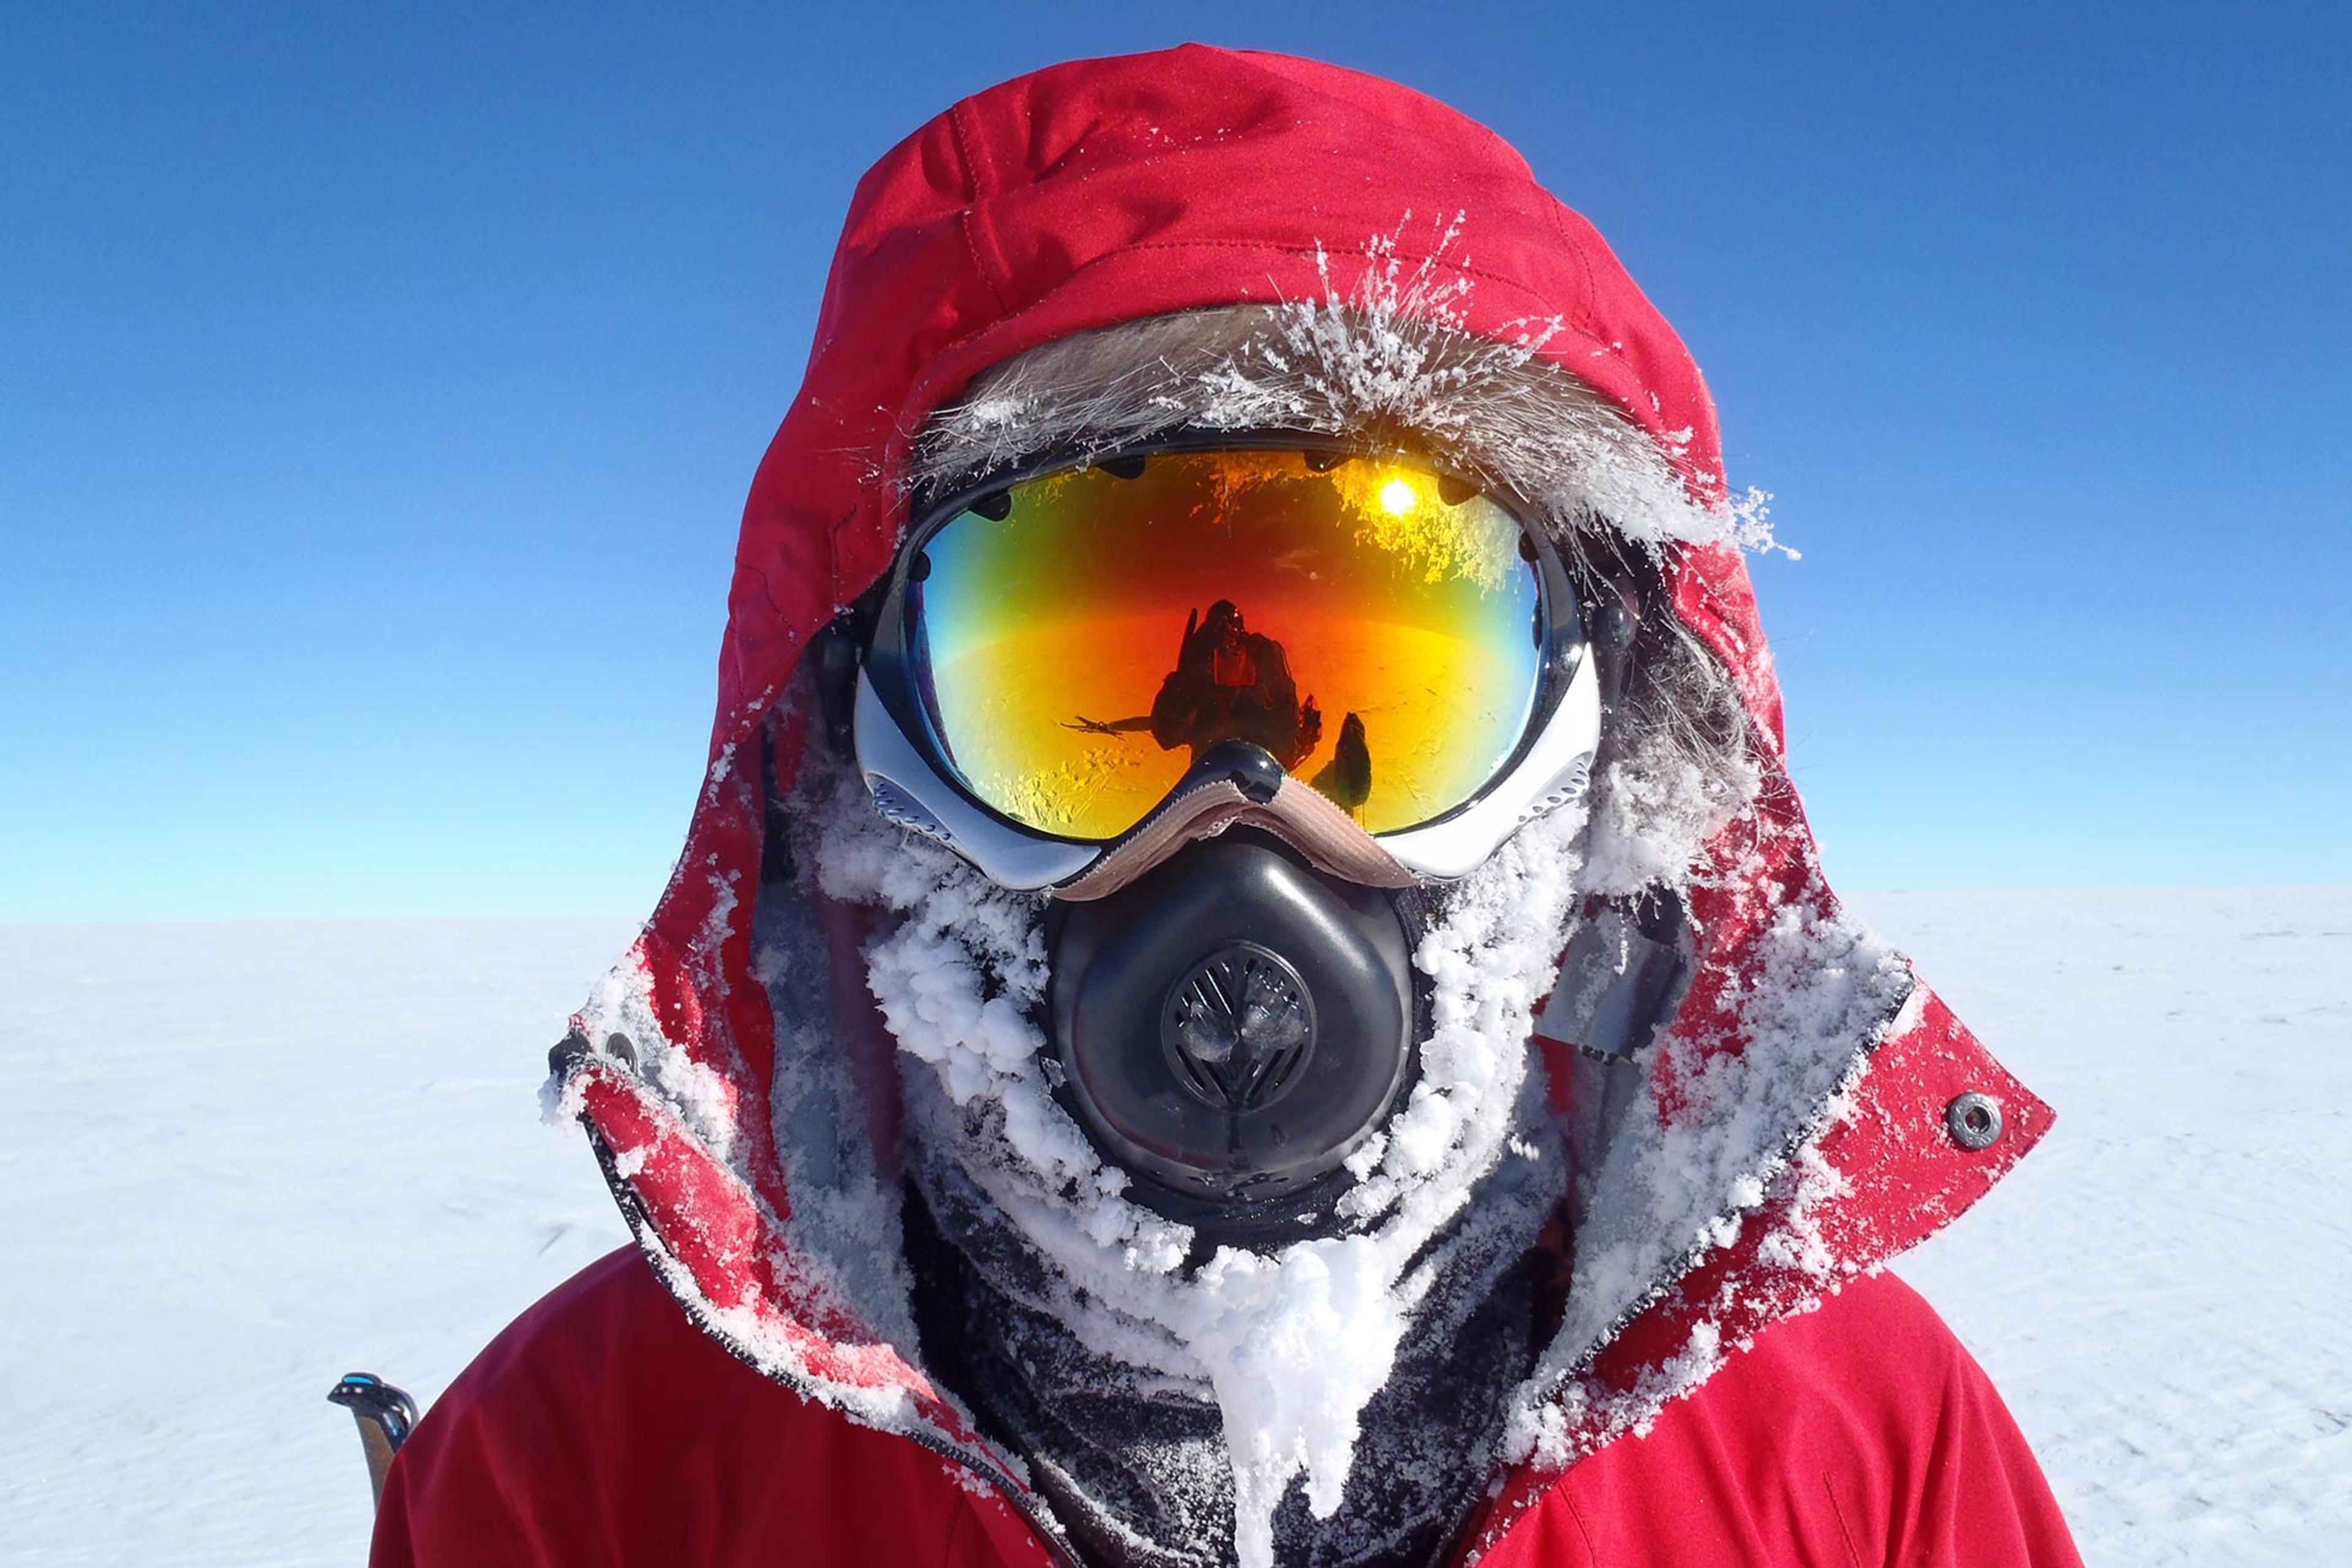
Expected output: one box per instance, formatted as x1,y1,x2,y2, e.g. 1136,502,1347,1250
540,42,2052,1555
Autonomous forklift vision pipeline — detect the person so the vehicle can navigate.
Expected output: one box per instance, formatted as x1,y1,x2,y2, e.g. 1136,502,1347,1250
1145,599,1324,771
1063,598,1325,775
370,45,2082,1567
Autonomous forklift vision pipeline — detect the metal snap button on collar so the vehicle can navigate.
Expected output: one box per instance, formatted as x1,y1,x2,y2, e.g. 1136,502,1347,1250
1945,1091,2003,1151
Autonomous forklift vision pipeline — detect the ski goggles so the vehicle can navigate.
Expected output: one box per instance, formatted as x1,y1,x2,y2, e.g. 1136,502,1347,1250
848,439,1612,890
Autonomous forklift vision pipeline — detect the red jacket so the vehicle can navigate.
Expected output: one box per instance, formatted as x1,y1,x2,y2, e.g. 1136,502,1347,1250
375,44,2080,1567
375,1250,2073,1566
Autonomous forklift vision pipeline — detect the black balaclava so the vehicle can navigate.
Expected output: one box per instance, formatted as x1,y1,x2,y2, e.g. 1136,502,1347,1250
906,1084,1563,1568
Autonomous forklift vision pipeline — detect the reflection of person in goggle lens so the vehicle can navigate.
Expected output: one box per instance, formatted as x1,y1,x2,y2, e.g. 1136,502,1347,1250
415,44,2079,1568
1150,598,1325,771
1066,598,1332,779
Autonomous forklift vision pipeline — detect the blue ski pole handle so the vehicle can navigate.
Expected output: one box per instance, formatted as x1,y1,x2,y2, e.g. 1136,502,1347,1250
328,1372,419,1509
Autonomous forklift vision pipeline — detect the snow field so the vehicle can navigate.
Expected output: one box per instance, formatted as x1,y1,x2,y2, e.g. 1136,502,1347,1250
1875,888,2352,1564
0,918,636,1566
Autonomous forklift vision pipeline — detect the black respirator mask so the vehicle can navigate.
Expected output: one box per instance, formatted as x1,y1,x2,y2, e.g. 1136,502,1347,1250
815,438,1632,1241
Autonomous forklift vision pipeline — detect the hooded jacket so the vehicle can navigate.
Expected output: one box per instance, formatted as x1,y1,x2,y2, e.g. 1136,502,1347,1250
372,45,2079,1567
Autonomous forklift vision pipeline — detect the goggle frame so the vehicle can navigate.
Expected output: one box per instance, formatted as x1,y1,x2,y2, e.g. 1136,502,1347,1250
843,434,1629,891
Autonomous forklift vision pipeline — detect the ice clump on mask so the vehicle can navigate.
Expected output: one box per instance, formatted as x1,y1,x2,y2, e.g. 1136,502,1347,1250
813,772,1591,1568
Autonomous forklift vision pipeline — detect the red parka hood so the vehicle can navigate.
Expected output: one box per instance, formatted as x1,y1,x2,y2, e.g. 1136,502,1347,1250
543,43,2052,1554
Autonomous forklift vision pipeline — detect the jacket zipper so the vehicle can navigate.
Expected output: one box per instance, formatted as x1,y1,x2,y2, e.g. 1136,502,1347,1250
903,1430,1087,1568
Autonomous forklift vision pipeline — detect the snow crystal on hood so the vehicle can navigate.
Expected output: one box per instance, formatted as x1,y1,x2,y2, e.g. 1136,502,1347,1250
914,218,1784,566
546,949,739,1164
1503,899,1915,1467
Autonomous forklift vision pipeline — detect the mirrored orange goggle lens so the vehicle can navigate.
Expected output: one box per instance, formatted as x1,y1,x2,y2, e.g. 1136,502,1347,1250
907,451,1546,840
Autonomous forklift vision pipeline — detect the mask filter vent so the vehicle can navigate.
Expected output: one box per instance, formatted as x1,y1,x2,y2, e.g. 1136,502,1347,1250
1161,942,1317,1112
1048,832,1417,1235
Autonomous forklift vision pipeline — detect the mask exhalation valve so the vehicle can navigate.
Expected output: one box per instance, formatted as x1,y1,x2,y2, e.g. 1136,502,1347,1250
1049,833,1417,1231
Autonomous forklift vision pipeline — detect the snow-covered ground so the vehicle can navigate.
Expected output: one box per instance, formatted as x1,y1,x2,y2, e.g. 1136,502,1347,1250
1882,888,2352,1564
3,890,2345,1563
1,918,639,1566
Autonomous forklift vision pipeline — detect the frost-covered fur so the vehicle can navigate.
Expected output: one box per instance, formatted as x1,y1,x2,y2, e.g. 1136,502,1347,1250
1502,912,1915,1471
914,300,1764,900
910,236,1779,558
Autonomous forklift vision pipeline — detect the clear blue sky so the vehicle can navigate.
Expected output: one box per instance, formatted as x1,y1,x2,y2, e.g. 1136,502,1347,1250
4,2,2346,922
